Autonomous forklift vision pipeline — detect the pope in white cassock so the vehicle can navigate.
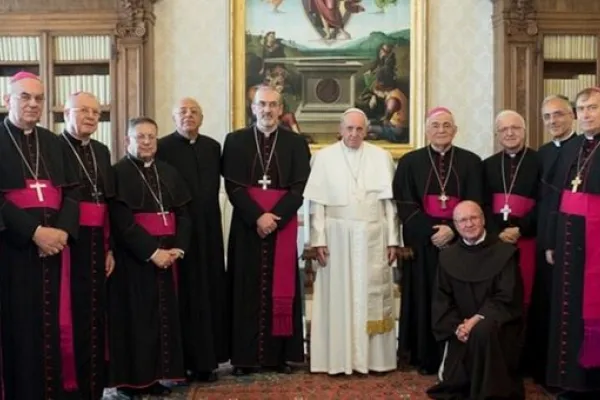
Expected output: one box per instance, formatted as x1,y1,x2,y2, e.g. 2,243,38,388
303,108,400,375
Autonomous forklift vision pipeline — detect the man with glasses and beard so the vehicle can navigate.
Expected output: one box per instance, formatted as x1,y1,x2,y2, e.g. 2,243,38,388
222,85,311,375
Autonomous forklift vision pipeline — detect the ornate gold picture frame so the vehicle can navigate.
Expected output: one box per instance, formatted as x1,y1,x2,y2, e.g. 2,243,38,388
230,0,427,158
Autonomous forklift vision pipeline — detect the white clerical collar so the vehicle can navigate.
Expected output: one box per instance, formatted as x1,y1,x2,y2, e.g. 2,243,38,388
178,131,198,144
584,133,598,141
553,131,575,147
128,153,154,168
463,230,486,246
430,144,451,156
67,130,91,146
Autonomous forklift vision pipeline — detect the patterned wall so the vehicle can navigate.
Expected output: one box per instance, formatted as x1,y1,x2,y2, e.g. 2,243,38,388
153,0,231,140
427,0,495,158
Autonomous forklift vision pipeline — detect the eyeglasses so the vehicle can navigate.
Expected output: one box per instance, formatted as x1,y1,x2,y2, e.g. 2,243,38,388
497,125,524,134
453,215,481,225
72,107,100,117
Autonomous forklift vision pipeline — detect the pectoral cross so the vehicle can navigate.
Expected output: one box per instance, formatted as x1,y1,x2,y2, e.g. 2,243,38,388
157,206,169,226
91,185,102,203
571,174,582,193
439,192,449,209
29,181,47,202
258,174,272,190
500,203,512,221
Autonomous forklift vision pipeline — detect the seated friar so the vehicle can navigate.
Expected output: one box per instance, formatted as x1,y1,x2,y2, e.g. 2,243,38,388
426,200,525,400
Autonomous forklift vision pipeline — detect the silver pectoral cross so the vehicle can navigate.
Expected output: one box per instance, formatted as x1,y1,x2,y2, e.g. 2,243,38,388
500,203,512,221
157,206,169,226
91,186,102,203
258,174,272,190
439,192,449,209
30,181,47,202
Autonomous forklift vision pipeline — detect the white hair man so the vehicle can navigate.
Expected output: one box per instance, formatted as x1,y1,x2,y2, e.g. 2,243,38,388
304,107,399,375
393,106,483,375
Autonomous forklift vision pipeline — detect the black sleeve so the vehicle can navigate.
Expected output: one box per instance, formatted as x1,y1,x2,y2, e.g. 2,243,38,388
222,133,264,227
174,203,192,253
393,155,436,242
271,137,311,228
0,193,41,245
109,199,158,262
477,256,524,324
431,267,464,342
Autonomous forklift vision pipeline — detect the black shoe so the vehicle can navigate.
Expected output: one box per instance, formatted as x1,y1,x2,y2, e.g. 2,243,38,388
278,364,292,374
196,371,218,382
418,367,437,376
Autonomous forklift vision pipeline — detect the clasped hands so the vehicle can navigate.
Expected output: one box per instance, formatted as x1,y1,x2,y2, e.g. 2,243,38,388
256,212,281,239
499,226,520,244
151,248,183,269
431,224,454,248
33,226,68,257
455,315,484,343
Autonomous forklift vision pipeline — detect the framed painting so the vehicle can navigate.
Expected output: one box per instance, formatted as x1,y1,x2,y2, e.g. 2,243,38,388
230,0,427,158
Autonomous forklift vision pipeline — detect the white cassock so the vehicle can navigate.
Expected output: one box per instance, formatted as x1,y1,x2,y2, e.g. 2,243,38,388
303,141,399,374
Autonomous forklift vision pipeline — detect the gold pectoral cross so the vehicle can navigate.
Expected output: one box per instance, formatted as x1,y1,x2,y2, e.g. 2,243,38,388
571,174,582,193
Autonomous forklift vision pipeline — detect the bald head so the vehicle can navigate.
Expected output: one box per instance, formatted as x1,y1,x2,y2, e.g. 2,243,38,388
453,201,483,220
3,73,44,130
453,200,485,242
172,97,203,138
64,92,101,139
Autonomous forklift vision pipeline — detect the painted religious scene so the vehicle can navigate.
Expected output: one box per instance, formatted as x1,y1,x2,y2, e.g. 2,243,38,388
245,0,411,145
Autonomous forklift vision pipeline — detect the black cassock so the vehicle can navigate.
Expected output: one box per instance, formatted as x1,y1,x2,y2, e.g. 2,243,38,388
108,156,192,389
157,132,230,374
545,135,600,392
222,126,310,368
527,134,576,384
0,119,81,399
427,237,524,400
60,132,115,399
393,145,482,372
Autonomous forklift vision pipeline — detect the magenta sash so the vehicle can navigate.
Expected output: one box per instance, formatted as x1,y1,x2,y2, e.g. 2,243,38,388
133,212,178,292
248,187,297,337
492,193,536,309
559,190,600,367
423,194,460,219
79,202,110,253
3,179,78,391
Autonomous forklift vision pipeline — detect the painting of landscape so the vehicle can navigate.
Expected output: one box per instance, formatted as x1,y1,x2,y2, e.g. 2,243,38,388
241,0,414,148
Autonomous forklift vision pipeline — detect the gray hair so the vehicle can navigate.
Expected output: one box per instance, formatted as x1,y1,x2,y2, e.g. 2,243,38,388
541,94,572,112
495,109,525,130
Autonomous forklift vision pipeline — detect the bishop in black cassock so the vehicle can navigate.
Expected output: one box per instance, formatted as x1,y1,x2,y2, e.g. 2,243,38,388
0,73,81,399
545,88,600,397
157,98,229,382
393,107,483,374
427,201,524,400
482,111,540,314
528,95,576,385
60,92,115,400
222,85,310,374
108,117,192,397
